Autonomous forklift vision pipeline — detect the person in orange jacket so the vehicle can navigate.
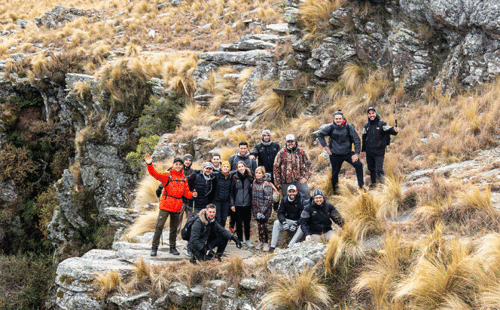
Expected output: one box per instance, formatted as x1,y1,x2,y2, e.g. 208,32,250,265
145,153,197,256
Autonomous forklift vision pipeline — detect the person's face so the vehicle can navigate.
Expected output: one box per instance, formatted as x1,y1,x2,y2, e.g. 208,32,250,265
334,115,344,125
263,134,270,142
221,165,230,173
368,110,377,121
286,140,296,148
206,208,216,219
212,156,221,166
173,161,183,171
237,163,246,174
203,166,213,176
287,190,297,200
238,145,248,156
184,158,192,167
314,195,324,205
255,170,263,179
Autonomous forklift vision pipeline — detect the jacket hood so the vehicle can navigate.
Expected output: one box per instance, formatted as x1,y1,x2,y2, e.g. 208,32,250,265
199,209,209,224
235,152,250,159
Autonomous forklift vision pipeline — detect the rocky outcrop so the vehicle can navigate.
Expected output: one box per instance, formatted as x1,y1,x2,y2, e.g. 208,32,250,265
34,5,92,29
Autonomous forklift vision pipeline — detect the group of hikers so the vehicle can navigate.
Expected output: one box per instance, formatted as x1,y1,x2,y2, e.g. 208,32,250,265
144,107,399,262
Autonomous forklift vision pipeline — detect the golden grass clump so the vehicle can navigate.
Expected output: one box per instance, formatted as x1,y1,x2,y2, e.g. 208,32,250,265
95,270,121,298
324,225,365,274
299,0,346,40
260,267,333,310
340,62,365,94
336,189,383,241
133,174,161,208
122,210,159,240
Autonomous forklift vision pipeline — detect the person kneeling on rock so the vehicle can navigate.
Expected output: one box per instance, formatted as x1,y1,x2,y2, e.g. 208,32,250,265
300,189,344,242
189,204,242,262
145,153,197,257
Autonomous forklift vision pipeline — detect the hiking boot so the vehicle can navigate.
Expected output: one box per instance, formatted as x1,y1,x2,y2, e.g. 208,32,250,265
214,253,222,262
255,242,264,250
169,247,180,255
150,247,158,256
189,254,196,264
263,243,270,252
269,247,275,254
245,240,254,248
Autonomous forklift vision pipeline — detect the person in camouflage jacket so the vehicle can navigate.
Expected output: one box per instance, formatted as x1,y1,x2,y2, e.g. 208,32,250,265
273,134,312,200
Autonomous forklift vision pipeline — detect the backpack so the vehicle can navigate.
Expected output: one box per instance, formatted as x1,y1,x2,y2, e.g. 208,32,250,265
181,217,197,241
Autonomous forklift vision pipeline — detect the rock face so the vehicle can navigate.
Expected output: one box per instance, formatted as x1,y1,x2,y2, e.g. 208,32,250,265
34,5,91,29
267,241,327,274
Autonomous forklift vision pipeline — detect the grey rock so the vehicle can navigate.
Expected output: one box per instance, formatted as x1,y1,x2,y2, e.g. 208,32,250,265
108,292,152,308
0,180,17,204
292,38,311,53
239,61,278,115
10,53,27,61
55,288,104,310
151,143,189,161
169,282,203,307
172,0,184,7
273,70,300,95
211,116,239,130
310,41,357,79
199,50,274,66
34,5,87,29
266,23,289,34
219,40,276,51
157,2,169,9
329,8,353,27
241,34,282,43
239,278,264,290
16,19,30,28
65,73,95,90
267,241,326,274
285,7,300,23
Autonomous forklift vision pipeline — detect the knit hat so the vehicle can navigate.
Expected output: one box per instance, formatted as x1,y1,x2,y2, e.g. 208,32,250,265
287,184,297,192
313,189,325,198
221,161,230,168
203,162,215,169
173,157,184,164
285,134,296,142
262,129,271,136
333,110,343,117
183,154,193,161
367,107,377,114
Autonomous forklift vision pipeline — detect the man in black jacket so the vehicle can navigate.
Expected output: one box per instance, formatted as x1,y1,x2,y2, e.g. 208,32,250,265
361,107,399,186
269,185,306,253
229,141,257,173
250,129,280,181
301,189,344,242
317,110,364,194
187,162,216,219
189,204,242,262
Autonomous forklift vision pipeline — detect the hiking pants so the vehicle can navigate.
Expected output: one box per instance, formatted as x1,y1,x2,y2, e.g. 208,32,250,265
309,230,335,242
214,200,231,228
366,154,385,186
235,205,251,241
195,235,229,261
257,219,269,244
280,181,311,200
152,209,180,249
329,152,364,192
270,219,303,248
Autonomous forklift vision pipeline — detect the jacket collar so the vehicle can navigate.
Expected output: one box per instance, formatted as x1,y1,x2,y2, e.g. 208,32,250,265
199,209,209,224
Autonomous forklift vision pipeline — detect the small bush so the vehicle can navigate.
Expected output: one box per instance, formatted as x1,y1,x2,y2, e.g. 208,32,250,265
137,93,186,136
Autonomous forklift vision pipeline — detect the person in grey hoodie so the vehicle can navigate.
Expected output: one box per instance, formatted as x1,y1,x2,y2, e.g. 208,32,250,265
229,141,257,173
317,110,364,194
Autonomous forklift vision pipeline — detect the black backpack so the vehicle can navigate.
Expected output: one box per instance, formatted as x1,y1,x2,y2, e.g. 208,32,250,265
181,217,197,241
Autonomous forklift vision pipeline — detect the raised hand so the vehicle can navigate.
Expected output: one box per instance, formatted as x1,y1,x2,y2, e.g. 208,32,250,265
144,153,152,165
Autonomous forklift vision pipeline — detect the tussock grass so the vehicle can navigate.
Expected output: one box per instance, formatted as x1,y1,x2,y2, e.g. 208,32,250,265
122,210,159,239
324,225,365,274
95,270,121,298
133,175,161,208
299,0,345,40
260,266,333,310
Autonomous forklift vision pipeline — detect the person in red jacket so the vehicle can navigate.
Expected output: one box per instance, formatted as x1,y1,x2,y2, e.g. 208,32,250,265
145,153,197,256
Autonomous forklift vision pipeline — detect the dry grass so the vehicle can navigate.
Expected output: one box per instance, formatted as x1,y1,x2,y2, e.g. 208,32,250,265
134,175,161,208
260,266,333,310
324,225,365,275
299,0,346,40
95,270,121,298
122,210,159,240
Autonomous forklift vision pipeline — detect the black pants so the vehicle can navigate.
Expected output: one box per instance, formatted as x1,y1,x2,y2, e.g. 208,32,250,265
329,152,364,192
366,154,385,185
235,205,252,241
195,235,229,261
214,200,231,228
152,209,180,249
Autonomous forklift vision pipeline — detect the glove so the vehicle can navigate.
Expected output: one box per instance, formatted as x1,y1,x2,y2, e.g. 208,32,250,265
289,224,297,232
256,213,266,221
282,223,289,231
232,236,242,249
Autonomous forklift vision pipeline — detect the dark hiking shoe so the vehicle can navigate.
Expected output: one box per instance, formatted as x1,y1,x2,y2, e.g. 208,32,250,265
269,247,275,254
169,247,180,255
214,253,222,262
150,248,158,256
189,254,197,264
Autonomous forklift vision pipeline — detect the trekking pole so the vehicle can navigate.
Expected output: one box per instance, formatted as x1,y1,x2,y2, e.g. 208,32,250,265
394,98,398,128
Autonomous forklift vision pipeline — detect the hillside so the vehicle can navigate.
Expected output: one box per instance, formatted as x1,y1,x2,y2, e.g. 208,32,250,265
2,0,500,309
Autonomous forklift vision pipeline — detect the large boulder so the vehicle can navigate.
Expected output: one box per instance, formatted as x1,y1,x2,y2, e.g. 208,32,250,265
267,241,327,274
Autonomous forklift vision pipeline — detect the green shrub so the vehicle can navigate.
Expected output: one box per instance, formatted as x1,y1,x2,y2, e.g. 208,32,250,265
0,254,55,310
126,135,160,174
138,93,186,136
